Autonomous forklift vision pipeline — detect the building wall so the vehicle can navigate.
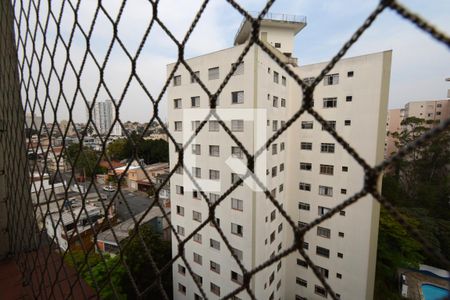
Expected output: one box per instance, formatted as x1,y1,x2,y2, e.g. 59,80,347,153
385,108,403,157
168,39,391,300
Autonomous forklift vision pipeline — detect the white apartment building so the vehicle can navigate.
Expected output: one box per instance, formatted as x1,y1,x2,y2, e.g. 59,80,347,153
168,14,391,300
89,100,122,136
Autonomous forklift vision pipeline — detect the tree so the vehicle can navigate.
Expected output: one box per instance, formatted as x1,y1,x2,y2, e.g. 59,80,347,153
65,143,102,177
107,139,131,161
120,225,172,299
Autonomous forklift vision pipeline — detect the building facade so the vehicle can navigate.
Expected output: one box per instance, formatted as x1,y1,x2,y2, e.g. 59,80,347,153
89,100,122,136
168,15,391,300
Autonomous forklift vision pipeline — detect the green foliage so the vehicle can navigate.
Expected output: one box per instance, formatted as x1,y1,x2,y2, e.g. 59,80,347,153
106,135,169,164
65,143,102,177
376,117,450,298
67,226,171,299
120,225,172,299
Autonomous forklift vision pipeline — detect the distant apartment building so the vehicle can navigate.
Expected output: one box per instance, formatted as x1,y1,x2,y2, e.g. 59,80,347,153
168,14,391,300
385,99,450,157
89,100,122,136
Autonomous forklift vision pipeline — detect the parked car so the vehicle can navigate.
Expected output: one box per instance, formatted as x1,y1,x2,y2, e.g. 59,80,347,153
102,185,116,192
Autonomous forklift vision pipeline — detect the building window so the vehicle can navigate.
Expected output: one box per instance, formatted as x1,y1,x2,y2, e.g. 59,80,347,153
281,98,286,107
174,121,182,131
300,142,312,150
173,98,182,109
338,252,344,258
270,231,276,243
231,198,243,211
296,296,307,300
282,76,287,86
173,75,181,86
176,185,184,195
300,162,312,171
339,232,345,237
345,120,351,126
341,188,347,195
272,166,277,177
192,144,201,155
210,238,220,250
317,226,331,238
340,210,346,216
301,121,313,129
231,223,243,237
274,71,279,83
231,247,243,260
347,71,354,77
193,190,199,199
178,283,186,294
299,221,307,228
342,166,348,172
296,277,307,287
210,260,220,273
208,194,220,205
175,165,183,174
272,144,277,155
178,264,186,275
270,210,276,222
278,222,283,233
231,146,243,158
232,62,244,76
177,225,185,236
318,206,331,216
298,202,310,211
280,163,284,172
209,120,220,131
192,273,203,286
323,97,337,108
316,246,330,258
317,266,329,278
191,120,200,131
299,182,311,191
209,145,220,157
231,120,244,132
346,95,352,102
192,167,201,178
208,67,219,80
193,233,202,243
272,120,278,131
231,173,243,185
319,185,333,197
273,96,278,107
297,259,308,268
324,73,339,85
321,143,335,153
232,91,244,104
279,184,284,192
274,42,281,48
209,169,220,180
322,120,336,130
191,96,200,107
315,285,328,297
320,164,334,175
193,210,202,222
337,273,342,279
303,242,309,249
176,205,184,216
191,70,199,83
230,271,243,284
210,282,220,296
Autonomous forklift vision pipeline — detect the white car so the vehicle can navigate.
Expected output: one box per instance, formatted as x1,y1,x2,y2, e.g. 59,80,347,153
102,186,116,192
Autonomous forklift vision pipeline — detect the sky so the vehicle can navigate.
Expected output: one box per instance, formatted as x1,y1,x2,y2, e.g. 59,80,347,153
21,0,450,124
